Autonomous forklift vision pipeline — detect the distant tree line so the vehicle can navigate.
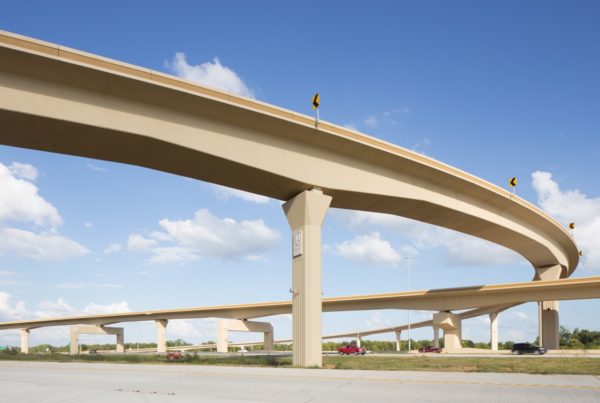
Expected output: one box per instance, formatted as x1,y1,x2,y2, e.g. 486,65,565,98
11,327,600,354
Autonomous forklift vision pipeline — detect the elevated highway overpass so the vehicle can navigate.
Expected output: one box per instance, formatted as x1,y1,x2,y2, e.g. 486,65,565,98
3,276,600,354
0,30,581,365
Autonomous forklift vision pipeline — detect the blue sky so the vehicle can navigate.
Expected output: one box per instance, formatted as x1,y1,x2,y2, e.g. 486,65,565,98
1,1,599,347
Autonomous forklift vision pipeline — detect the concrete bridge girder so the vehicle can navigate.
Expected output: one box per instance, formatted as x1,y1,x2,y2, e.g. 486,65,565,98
216,319,274,353
69,325,124,355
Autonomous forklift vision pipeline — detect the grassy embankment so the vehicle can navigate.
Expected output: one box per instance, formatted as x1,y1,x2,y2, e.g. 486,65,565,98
1,351,599,375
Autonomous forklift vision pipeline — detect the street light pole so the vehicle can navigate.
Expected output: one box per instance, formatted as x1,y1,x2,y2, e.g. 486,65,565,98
406,256,412,352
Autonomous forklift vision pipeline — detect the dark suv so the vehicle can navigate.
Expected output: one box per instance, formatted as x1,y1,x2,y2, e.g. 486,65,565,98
511,343,546,355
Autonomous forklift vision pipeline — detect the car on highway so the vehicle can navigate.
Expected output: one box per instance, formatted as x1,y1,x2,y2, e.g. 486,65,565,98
511,343,546,355
166,351,184,361
337,345,366,355
418,346,442,353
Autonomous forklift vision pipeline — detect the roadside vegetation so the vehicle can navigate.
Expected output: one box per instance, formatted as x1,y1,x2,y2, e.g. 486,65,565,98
1,349,599,375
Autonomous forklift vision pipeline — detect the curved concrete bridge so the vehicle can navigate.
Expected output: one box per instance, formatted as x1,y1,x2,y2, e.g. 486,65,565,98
0,31,580,366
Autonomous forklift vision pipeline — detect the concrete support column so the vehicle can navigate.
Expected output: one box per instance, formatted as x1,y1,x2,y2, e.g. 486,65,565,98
283,189,332,367
433,325,440,348
490,313,498,351
156,320,168,353
70,327,79,355
395,330,402,352
433,312,462,351
356,335,361,348
116,332,125,353
216,320,228,353
535,265,562,350
20,329,30,354
540,301,560,349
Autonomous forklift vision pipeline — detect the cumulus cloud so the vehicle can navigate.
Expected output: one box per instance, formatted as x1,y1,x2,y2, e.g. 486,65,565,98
334,232,403,266
0,292,28,321
335,210,519,267
127,209,280,264
0,162,61,228
104,243,123,254
8,162,39,181
127,234,158,252
532,171,600,270
213,185,270,204
0,161,88,261
0,227,89,261
82,301,130,315
166,52,254,98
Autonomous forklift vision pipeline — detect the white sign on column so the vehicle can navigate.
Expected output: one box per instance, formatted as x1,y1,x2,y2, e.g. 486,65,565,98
293,230,303,257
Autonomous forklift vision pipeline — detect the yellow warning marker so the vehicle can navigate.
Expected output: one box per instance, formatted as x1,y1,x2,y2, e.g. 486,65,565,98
312,93,320,127
312,93,320,110
579,251,584,256
509,177,517,198
569,222,575,230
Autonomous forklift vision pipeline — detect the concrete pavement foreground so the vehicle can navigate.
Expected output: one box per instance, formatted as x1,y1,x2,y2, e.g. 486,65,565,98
1,361,599,402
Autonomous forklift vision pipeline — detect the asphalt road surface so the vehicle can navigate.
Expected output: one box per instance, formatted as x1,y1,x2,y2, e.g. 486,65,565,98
1,361,599,402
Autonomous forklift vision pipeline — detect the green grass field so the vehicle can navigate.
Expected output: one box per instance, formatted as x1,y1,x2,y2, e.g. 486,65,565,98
1,352,599,375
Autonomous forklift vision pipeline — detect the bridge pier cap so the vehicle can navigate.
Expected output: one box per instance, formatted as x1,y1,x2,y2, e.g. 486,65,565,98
283,189,332,367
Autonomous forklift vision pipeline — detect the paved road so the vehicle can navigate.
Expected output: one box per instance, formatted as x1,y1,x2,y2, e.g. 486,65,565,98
1,361,599,402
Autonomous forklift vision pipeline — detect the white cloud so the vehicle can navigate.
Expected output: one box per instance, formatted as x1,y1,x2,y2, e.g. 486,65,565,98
365,311,392,329
0,227,89,261
34,298,76,318
8,162,38,181
335,210,519,267
0,161,88,261
213,185,270,204
334,232,403,266
147,247,200,265
532,171,600,270
0,162,61,228
55,282,123,289
86,163,108,172
363,107,410,129
166,52,254,98
364,115,378,128
84,222,93,229
104,243,123,254
127,234,158,252
0,292,28,321
82,301,130,315
127,209,280,264
167,318,216,340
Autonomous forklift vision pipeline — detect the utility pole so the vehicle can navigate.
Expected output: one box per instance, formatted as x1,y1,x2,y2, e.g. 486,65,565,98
406,256,412,352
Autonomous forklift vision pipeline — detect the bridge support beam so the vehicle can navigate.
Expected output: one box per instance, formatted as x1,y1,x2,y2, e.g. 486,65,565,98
535,265,562,349
433,325,440,348
395,330,402,352
356,335,362,348
283,189,332,367
156,320,168,353
69,325,124,355
216,319,274,353
490,313,498,351
20,329,30,354
433,312,462,351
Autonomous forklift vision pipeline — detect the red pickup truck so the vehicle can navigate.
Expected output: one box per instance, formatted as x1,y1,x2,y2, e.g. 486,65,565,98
337,345,366,355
